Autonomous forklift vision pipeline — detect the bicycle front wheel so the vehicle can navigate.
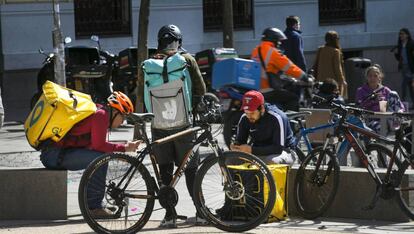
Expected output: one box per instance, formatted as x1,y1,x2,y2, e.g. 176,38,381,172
294,147,340,219
194,151,276,232
78,153,155,234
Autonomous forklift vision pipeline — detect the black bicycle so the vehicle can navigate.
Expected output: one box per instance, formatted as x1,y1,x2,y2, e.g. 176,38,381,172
78,94,276,233
294,101,414,219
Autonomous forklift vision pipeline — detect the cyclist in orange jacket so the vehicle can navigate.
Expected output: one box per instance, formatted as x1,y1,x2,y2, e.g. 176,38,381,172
251,27,309,111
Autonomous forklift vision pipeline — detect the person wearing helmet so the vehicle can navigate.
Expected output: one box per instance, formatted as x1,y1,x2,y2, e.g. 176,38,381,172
152,24,206,228
251,27,308,111
39,91,141,218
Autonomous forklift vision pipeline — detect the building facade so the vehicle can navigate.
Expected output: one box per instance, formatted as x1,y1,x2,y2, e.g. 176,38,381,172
1,0,413,121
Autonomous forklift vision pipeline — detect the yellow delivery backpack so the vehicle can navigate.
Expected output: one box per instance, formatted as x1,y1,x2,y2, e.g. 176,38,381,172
24,81,97,150
220,163,289,222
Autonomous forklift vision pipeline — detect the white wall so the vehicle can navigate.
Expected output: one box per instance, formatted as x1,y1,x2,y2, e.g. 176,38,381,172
1,0,413,70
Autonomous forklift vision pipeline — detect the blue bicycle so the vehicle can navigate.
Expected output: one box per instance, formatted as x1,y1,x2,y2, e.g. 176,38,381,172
288,109,368,164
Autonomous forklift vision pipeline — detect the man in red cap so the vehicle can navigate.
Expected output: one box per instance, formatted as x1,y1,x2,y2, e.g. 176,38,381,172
230,90,296,164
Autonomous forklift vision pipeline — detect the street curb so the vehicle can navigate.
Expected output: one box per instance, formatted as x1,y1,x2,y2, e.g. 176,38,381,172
0,150,38,156
0,151,41,168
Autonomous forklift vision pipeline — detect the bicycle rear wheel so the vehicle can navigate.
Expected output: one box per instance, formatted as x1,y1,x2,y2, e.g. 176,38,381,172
78,153,155,234
395,159,414,219
294,147,339,219
194,151,276,232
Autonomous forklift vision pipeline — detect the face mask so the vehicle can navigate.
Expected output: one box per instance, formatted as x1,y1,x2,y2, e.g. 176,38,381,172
164,40,180,51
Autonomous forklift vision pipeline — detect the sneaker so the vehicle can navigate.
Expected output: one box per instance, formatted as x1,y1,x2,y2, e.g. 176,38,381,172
195,215,209,226
159,217,177,228
90,208,115,219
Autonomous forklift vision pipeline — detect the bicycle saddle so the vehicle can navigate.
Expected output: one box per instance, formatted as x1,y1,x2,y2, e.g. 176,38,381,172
126,113,154,124
286,111,312,121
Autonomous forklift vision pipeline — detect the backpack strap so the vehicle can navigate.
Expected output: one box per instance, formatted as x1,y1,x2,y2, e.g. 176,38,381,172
162,54,173,83
258,46,274,79
258,46,284,89
68,90,78,109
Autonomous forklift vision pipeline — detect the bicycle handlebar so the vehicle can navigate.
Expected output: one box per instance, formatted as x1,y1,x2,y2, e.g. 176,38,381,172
316,94,414,120
193,95,222,126
313,94,385,117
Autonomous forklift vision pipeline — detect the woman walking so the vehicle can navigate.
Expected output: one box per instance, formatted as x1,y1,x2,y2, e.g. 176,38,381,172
313,31,347,98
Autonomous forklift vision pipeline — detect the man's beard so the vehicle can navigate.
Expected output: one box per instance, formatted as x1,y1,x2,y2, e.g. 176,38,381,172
247,118,257,123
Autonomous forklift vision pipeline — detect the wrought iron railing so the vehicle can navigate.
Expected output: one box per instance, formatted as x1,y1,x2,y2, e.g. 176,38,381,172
74,0,131,38
319,0,365,24
203,0,253,31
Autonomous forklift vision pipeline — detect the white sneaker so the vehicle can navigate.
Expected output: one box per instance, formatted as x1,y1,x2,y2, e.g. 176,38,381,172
195,214,209,226
159,217,177,228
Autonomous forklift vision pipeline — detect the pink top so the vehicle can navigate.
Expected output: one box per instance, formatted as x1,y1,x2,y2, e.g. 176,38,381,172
55,106,125,153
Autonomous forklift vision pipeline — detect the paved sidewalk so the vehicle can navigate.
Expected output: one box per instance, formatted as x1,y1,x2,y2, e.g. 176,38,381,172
1,216,413,234
0,122,413,233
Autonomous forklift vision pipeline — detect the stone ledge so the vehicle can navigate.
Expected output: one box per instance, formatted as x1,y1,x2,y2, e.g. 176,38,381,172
0,168,67,220
287,166,414,222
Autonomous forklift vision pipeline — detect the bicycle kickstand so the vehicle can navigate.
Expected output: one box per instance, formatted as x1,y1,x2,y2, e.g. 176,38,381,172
362,184,382,211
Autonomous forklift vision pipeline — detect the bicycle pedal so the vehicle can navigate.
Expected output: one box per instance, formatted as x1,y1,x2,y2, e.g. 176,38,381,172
176,214,187,220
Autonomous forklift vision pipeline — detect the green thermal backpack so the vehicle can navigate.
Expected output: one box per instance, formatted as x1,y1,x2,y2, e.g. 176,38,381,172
142,52,192,130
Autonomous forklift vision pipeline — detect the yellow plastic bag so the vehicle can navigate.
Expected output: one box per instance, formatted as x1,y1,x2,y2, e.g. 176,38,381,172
264,164,289,222
225,163,289,222
24,81,97,149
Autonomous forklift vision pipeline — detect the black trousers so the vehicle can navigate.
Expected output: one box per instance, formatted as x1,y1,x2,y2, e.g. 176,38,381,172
152,127,199,219
263,88,299,111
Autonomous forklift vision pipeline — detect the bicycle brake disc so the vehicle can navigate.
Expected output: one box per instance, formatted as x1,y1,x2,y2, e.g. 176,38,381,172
225,181,245,200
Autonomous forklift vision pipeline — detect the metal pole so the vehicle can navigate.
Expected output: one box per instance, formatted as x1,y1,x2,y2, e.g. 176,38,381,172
52,0,66,86
223,0,234,48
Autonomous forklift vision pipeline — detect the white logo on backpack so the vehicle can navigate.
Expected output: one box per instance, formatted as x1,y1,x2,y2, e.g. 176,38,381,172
162,99,178,120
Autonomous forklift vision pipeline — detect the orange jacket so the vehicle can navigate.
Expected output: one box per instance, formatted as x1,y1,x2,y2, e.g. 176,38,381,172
251,41,305,89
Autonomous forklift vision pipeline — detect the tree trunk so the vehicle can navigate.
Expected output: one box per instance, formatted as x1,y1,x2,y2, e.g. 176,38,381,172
52,0,66,86
133,0,150,139
222,0,234,48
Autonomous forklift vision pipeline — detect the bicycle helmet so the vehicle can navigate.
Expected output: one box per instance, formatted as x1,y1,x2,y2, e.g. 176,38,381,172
157,24,183,51
107,91,134,114
158,24,182,42
261,27,287,42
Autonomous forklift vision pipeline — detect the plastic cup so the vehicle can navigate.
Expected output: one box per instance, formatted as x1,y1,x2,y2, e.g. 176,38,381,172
379,100,387,112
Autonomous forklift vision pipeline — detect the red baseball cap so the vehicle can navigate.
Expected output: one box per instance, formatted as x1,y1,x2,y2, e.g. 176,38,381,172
241,90,265,111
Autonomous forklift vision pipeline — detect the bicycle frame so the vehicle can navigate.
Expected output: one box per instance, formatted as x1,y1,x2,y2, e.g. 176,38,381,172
120,122,231,195
295,114,366,161
339,121,393,185
325,110,414,187
150,126,214,188
296,121,335,152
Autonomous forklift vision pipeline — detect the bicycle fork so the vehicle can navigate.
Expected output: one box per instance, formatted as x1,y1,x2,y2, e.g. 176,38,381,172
311,134,335,185
215,147,243,200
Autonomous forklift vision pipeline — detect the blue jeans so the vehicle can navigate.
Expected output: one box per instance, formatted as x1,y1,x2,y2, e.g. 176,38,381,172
40,147,107,209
